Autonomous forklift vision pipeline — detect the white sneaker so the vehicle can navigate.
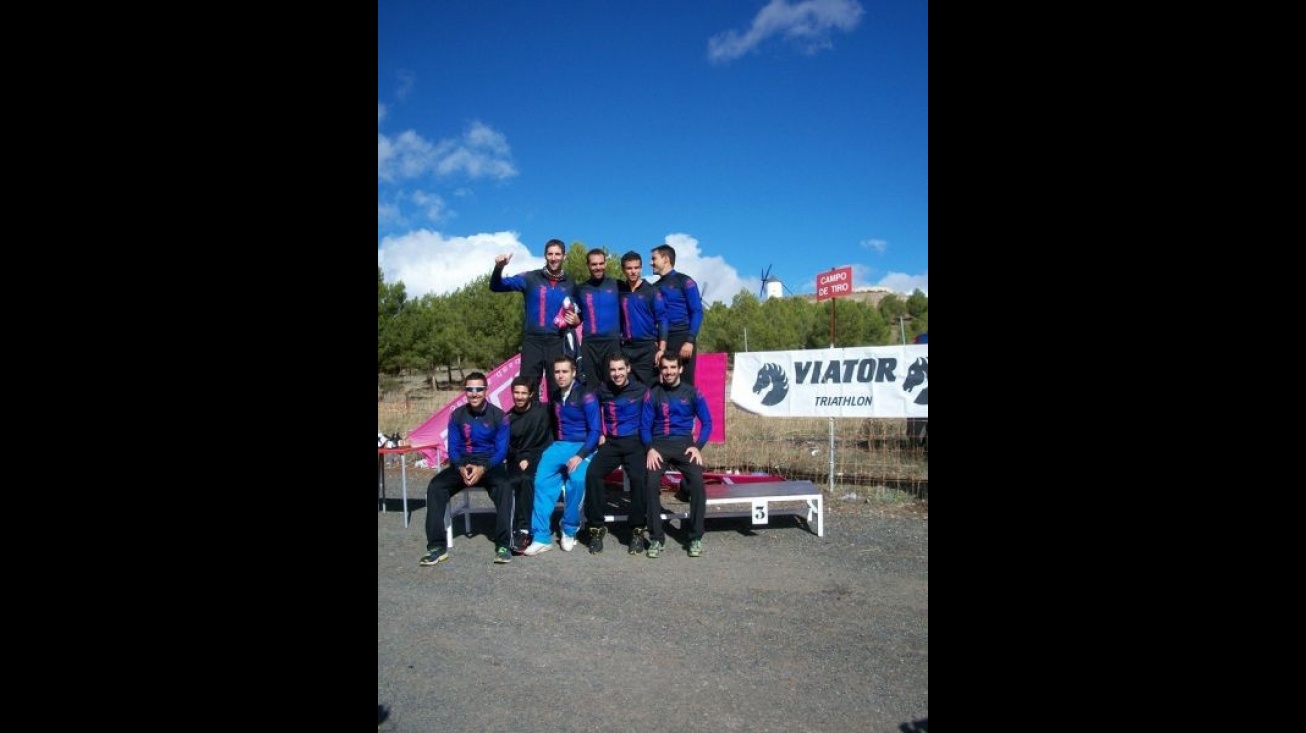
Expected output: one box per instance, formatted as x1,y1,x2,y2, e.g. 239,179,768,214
523,541,553,556
560,533,577,552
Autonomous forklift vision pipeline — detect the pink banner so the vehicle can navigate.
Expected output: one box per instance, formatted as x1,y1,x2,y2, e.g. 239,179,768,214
694,351,727,444
406,351,726,467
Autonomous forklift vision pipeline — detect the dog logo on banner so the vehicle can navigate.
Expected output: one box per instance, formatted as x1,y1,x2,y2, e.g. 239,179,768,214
751,363,790,406
903,357,928,405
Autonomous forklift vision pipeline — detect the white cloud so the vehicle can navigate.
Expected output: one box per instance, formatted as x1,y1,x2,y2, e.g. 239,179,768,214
860,238,887,254
850,263,876,287
378,119,518,184
378,230,537,298
875,271,927,297
656,233,752,306
708,0,864,64
410,190,451,222
433,124,518,178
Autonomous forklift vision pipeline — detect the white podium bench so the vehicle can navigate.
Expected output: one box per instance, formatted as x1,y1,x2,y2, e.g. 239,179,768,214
445,476,823,546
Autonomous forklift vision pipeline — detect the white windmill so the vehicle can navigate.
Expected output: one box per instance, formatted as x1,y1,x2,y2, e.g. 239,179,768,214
758,264,795,301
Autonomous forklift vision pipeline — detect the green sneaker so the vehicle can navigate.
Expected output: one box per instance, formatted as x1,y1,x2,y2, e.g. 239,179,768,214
646,539,663,559
494,546,512,564
419,547,449,566
688,539,702,558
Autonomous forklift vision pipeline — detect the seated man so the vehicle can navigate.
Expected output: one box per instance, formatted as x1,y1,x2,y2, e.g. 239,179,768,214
418,372,515,566
583,352,650,554
641,354,713,559
505,376,553,554
523,356,600,555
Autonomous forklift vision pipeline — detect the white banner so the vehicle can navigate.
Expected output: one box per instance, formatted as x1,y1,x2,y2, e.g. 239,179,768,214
730,345,928,418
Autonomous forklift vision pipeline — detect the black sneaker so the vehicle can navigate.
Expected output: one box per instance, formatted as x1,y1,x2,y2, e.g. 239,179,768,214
418,547,448,566
629,527,646,555
494,546,512,564
588,526,607,554
511,530,531,555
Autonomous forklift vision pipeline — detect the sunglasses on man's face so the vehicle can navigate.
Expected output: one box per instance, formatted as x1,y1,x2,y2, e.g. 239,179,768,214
465,386,486,393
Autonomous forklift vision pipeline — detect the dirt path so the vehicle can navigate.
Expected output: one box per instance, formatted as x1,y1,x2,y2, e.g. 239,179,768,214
378,466,928,733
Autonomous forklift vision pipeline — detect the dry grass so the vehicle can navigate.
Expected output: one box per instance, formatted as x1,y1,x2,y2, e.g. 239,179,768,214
714,402,927,491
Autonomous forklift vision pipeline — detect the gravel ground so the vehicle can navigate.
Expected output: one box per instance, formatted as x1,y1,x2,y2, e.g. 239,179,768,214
378,465,928,733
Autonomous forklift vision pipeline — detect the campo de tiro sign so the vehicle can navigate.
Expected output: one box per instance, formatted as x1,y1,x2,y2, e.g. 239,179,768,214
731,345,928,418
816,266,853,301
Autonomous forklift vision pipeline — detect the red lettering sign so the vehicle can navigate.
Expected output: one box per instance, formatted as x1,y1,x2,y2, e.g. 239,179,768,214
815,266,853,302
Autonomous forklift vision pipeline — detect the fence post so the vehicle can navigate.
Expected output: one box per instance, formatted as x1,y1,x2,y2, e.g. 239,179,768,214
828,417,835,493
828,339,836,493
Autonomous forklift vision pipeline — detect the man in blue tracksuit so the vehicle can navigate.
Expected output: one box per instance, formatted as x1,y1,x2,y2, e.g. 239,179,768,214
523,356,600,556
419,372,514,566
574,248,622,388
582,352,650,554
490,238,579,395
649,243,704,386
641,353,713,559
617,250,668,387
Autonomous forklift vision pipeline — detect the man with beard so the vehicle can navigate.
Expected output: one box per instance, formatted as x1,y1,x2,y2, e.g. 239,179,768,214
574,248,622,388
491,238,580,395
581,353,650,554
522,356,600,556
506,375,553,554
641,354,713,559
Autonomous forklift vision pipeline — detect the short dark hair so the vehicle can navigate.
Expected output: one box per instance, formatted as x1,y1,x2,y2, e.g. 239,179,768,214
545,238,565,254
607,352,631,369
586,247,606,261
551,355,577,370
659,353,682,367
620,250,642,266
652,244,676,266
464,371,488,386
510,375,536,394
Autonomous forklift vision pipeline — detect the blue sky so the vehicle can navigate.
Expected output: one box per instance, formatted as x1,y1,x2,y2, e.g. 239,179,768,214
378,0,927,304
